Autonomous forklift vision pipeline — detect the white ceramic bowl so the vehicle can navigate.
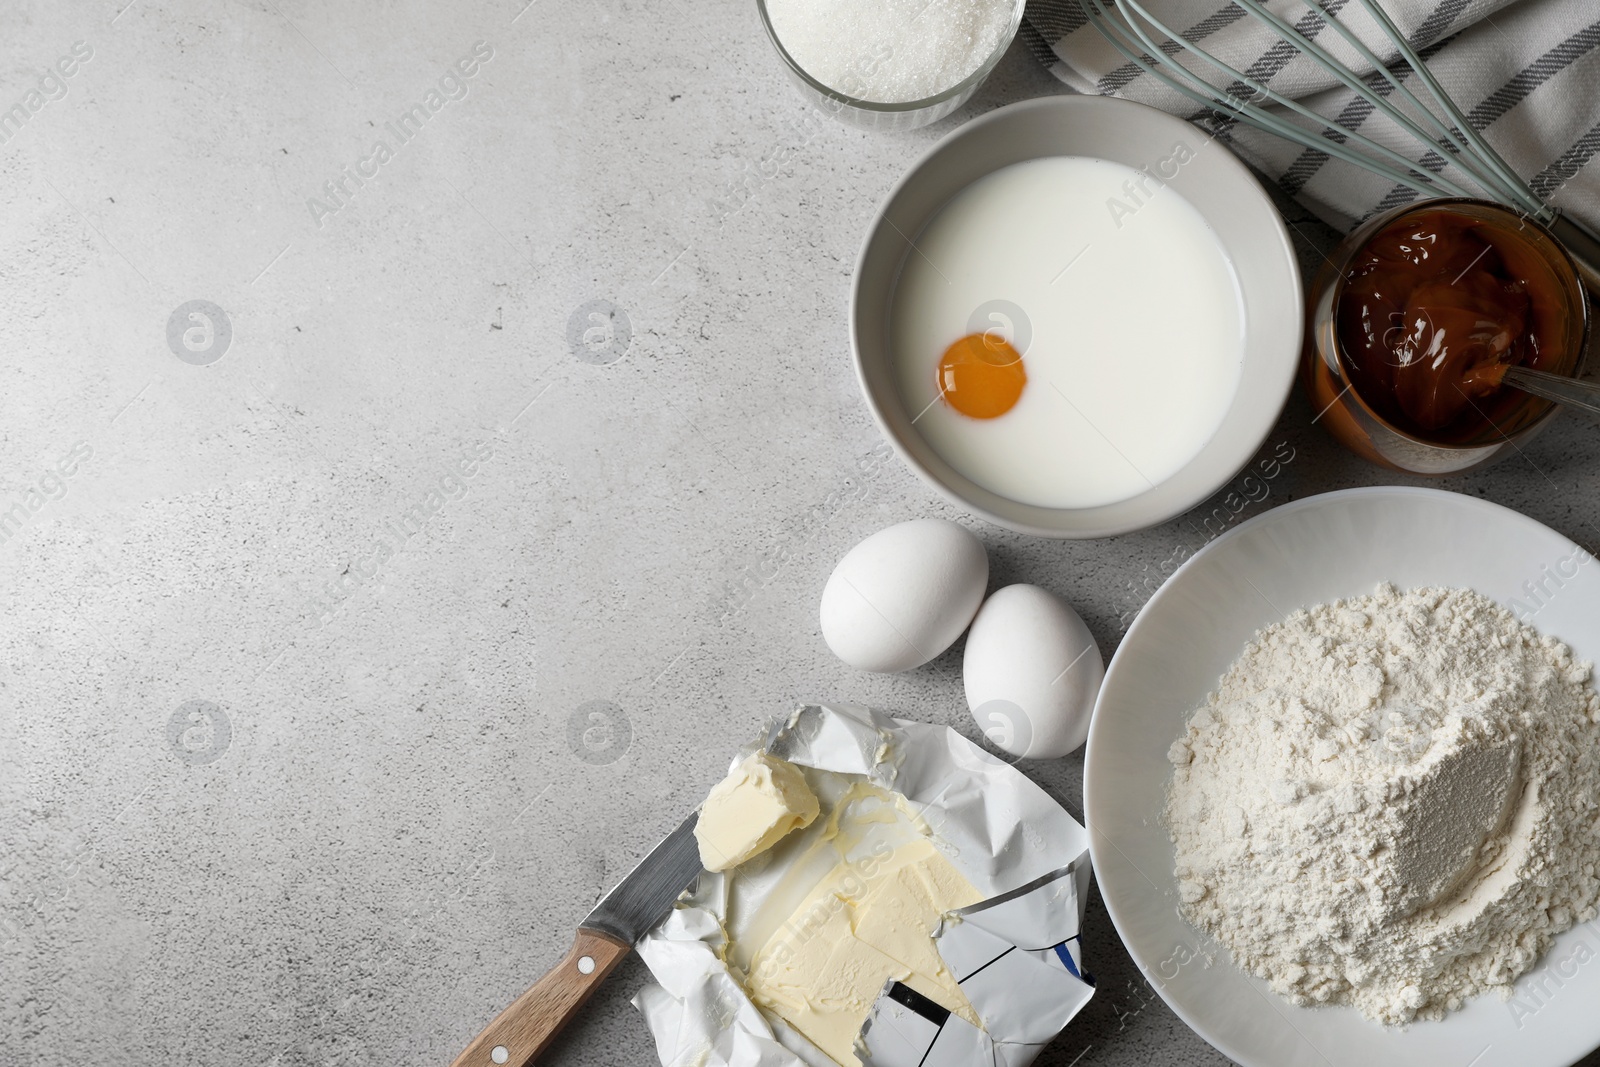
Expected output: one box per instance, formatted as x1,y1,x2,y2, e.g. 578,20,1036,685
1086,486,1600,1067
851,95,1302,538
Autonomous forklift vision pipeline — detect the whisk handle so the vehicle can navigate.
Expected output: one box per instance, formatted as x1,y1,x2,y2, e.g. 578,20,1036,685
1548,211,1600,299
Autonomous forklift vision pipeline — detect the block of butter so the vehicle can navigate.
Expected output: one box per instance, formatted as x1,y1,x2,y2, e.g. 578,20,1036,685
746,835,984,1067
694,751,820,872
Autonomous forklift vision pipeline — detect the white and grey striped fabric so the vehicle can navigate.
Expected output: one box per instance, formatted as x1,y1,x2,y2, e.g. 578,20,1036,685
1023,0,1600,232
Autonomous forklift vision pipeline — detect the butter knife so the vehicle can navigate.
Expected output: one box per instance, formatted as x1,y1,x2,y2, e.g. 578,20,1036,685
450,812,702,1067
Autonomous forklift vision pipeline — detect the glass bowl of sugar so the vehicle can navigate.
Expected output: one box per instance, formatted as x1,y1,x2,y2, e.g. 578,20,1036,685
757,0,1024,131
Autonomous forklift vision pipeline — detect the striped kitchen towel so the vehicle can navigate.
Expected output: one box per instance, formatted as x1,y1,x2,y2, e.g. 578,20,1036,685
1023,0,1600,232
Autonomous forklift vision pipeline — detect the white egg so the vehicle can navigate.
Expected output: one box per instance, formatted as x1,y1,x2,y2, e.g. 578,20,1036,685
963,584,1104,758
820,519,988,673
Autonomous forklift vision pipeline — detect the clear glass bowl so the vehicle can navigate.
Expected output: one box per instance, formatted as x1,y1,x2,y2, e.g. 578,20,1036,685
755,0,1024,132
1303,198,1591,475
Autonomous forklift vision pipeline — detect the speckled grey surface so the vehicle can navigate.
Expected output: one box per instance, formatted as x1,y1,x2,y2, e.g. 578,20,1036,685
4,2,1600,1066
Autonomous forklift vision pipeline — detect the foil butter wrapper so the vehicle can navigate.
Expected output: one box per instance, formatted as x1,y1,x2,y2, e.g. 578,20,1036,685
860,864,1094,1067
633,704,1094,1067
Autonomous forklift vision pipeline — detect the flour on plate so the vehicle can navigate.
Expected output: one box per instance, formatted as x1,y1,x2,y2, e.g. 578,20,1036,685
1166,584,1600,1025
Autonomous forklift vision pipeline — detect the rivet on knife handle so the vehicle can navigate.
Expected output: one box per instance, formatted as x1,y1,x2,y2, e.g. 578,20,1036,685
450,928,631,1067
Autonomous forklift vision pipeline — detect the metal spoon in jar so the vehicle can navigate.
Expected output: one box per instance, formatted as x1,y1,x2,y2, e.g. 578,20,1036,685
1499,366,1600,420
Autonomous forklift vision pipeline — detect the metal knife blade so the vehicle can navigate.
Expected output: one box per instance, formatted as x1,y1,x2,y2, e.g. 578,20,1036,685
581,811,702,945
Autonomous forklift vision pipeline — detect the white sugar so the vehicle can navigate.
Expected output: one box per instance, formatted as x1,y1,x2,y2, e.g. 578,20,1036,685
767,0,1015,104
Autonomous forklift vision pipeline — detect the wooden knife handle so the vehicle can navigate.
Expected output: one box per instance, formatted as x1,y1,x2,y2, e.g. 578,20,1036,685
450,928,631,1067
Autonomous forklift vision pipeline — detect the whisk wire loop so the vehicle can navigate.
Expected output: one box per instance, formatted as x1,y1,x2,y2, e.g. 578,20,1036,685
1239,0,1530,208
1077,0,1476,198
1074,0,1554,221
1126,0,1503,200
1080,3,1449,196
1345,0,1548,218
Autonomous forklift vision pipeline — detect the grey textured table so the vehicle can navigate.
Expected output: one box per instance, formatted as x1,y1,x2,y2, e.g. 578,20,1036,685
4,2,1600,1066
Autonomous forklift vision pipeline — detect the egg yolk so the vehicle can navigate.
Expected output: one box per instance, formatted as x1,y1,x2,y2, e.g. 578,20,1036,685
937,333,1026,419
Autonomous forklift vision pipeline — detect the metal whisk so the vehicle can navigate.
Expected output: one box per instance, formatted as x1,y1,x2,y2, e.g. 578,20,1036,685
1075,0,1600,291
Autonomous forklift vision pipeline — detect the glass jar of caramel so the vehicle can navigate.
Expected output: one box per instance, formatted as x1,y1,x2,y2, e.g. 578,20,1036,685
1304,198,1590,475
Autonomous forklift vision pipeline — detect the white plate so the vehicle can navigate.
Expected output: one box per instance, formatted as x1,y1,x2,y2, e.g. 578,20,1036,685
1085,486,1600,1067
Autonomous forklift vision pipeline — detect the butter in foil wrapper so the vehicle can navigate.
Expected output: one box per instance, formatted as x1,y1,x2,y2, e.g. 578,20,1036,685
633,704,1094,1067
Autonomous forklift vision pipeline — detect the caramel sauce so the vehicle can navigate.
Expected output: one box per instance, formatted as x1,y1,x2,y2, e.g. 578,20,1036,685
1335,207,1562,437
